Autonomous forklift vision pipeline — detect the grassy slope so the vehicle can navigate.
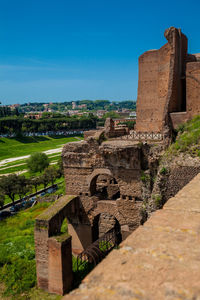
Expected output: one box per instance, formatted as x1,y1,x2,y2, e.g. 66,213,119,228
0,135,81,160
167,115,200,157
0,202,62,300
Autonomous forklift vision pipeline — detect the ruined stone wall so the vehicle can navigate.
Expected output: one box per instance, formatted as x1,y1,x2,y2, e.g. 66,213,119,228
163,166,200,201
170,112,188,130
64,174,200,300
186,62,200,118
148,155,200,213
61,139,147,248
34,195,77,294
62,139,142,199
136,43,172,132
136,27,188,133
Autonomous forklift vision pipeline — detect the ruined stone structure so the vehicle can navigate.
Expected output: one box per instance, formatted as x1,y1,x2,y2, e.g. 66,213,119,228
136,27,200,133
64,173,200,300
34,26,200,296
62,138,145,253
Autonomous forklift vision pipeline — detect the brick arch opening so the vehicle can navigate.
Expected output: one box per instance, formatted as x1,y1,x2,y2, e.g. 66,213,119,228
88,170,120,199
92,213,122,243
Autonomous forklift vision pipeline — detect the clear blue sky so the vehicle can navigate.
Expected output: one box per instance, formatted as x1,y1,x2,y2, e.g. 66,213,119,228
0,0,200,104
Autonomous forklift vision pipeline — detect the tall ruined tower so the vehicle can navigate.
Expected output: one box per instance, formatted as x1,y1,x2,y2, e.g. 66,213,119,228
135,27,190,133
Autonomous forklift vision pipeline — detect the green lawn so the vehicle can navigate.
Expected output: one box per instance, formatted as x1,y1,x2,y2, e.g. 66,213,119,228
0,154,61,176
0,135,82,161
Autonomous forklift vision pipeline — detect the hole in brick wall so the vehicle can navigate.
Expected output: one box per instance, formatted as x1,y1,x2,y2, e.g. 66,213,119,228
60,218,68,234
90,174,120,200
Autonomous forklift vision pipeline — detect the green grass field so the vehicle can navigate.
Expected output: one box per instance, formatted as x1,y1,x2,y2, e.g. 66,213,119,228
0,135,82,161
0,154,62,176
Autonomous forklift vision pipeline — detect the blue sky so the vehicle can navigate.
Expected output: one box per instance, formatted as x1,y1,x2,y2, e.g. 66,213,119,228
0,0,200,104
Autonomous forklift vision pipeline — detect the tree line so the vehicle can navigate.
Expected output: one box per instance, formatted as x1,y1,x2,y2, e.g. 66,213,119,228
0,114,97,135
0,153,64,207
0,106,19,118
19,100,136,113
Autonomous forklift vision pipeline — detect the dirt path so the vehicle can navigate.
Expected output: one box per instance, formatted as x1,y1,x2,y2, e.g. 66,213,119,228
0,147,63,167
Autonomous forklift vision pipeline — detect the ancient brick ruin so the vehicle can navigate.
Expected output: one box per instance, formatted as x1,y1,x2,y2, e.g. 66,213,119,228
34,26,200,295
136,27,200,133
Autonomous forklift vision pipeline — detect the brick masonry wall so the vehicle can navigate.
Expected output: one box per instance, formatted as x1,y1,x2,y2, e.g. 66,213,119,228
136,27,188,133
63,173,200,300
186,62,200,117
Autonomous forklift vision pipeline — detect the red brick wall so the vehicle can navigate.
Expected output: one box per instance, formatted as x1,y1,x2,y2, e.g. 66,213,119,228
135,44,171,132
136,28,188,133
186,62,200,118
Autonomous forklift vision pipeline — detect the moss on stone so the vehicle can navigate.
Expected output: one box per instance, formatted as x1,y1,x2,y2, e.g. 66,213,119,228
36,195,76,221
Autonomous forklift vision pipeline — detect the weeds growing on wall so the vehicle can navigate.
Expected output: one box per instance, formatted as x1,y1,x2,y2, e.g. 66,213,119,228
167,115,200,156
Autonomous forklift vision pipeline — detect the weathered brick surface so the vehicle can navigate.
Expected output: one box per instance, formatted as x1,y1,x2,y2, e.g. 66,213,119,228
186,62,200,118
63,173,200,300
135,27,200,133
34,195,77,294
48,235,73,295
62,138,144,251
136,27,188,133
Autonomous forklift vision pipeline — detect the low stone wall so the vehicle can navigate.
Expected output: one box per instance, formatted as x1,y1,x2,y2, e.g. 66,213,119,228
64,173,200,300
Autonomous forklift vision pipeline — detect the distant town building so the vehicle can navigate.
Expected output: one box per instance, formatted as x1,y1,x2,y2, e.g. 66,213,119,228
72,102,76,109
96,110,107,117
24,112,43,119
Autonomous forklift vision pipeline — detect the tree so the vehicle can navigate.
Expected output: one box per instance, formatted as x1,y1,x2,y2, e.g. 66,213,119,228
44,166,58,185
27,152,49,173
15,176,31,200
40,173,50,188
0,174,19,203
30,176,42,192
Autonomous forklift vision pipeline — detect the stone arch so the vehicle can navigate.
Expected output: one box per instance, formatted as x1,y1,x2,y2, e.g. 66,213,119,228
87,168,120,198
91,212,122,243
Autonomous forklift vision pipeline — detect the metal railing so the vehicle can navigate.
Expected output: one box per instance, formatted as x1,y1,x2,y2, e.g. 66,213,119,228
119,130,163,141
76,227,120,272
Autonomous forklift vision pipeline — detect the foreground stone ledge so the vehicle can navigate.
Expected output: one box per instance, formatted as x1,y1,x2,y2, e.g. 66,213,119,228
63,174,200,300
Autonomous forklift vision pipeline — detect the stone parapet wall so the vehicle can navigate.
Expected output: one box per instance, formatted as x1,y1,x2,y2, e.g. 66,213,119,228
63,173,200,300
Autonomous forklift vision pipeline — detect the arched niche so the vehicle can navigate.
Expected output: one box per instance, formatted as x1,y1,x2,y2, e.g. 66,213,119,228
88,169,120,199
